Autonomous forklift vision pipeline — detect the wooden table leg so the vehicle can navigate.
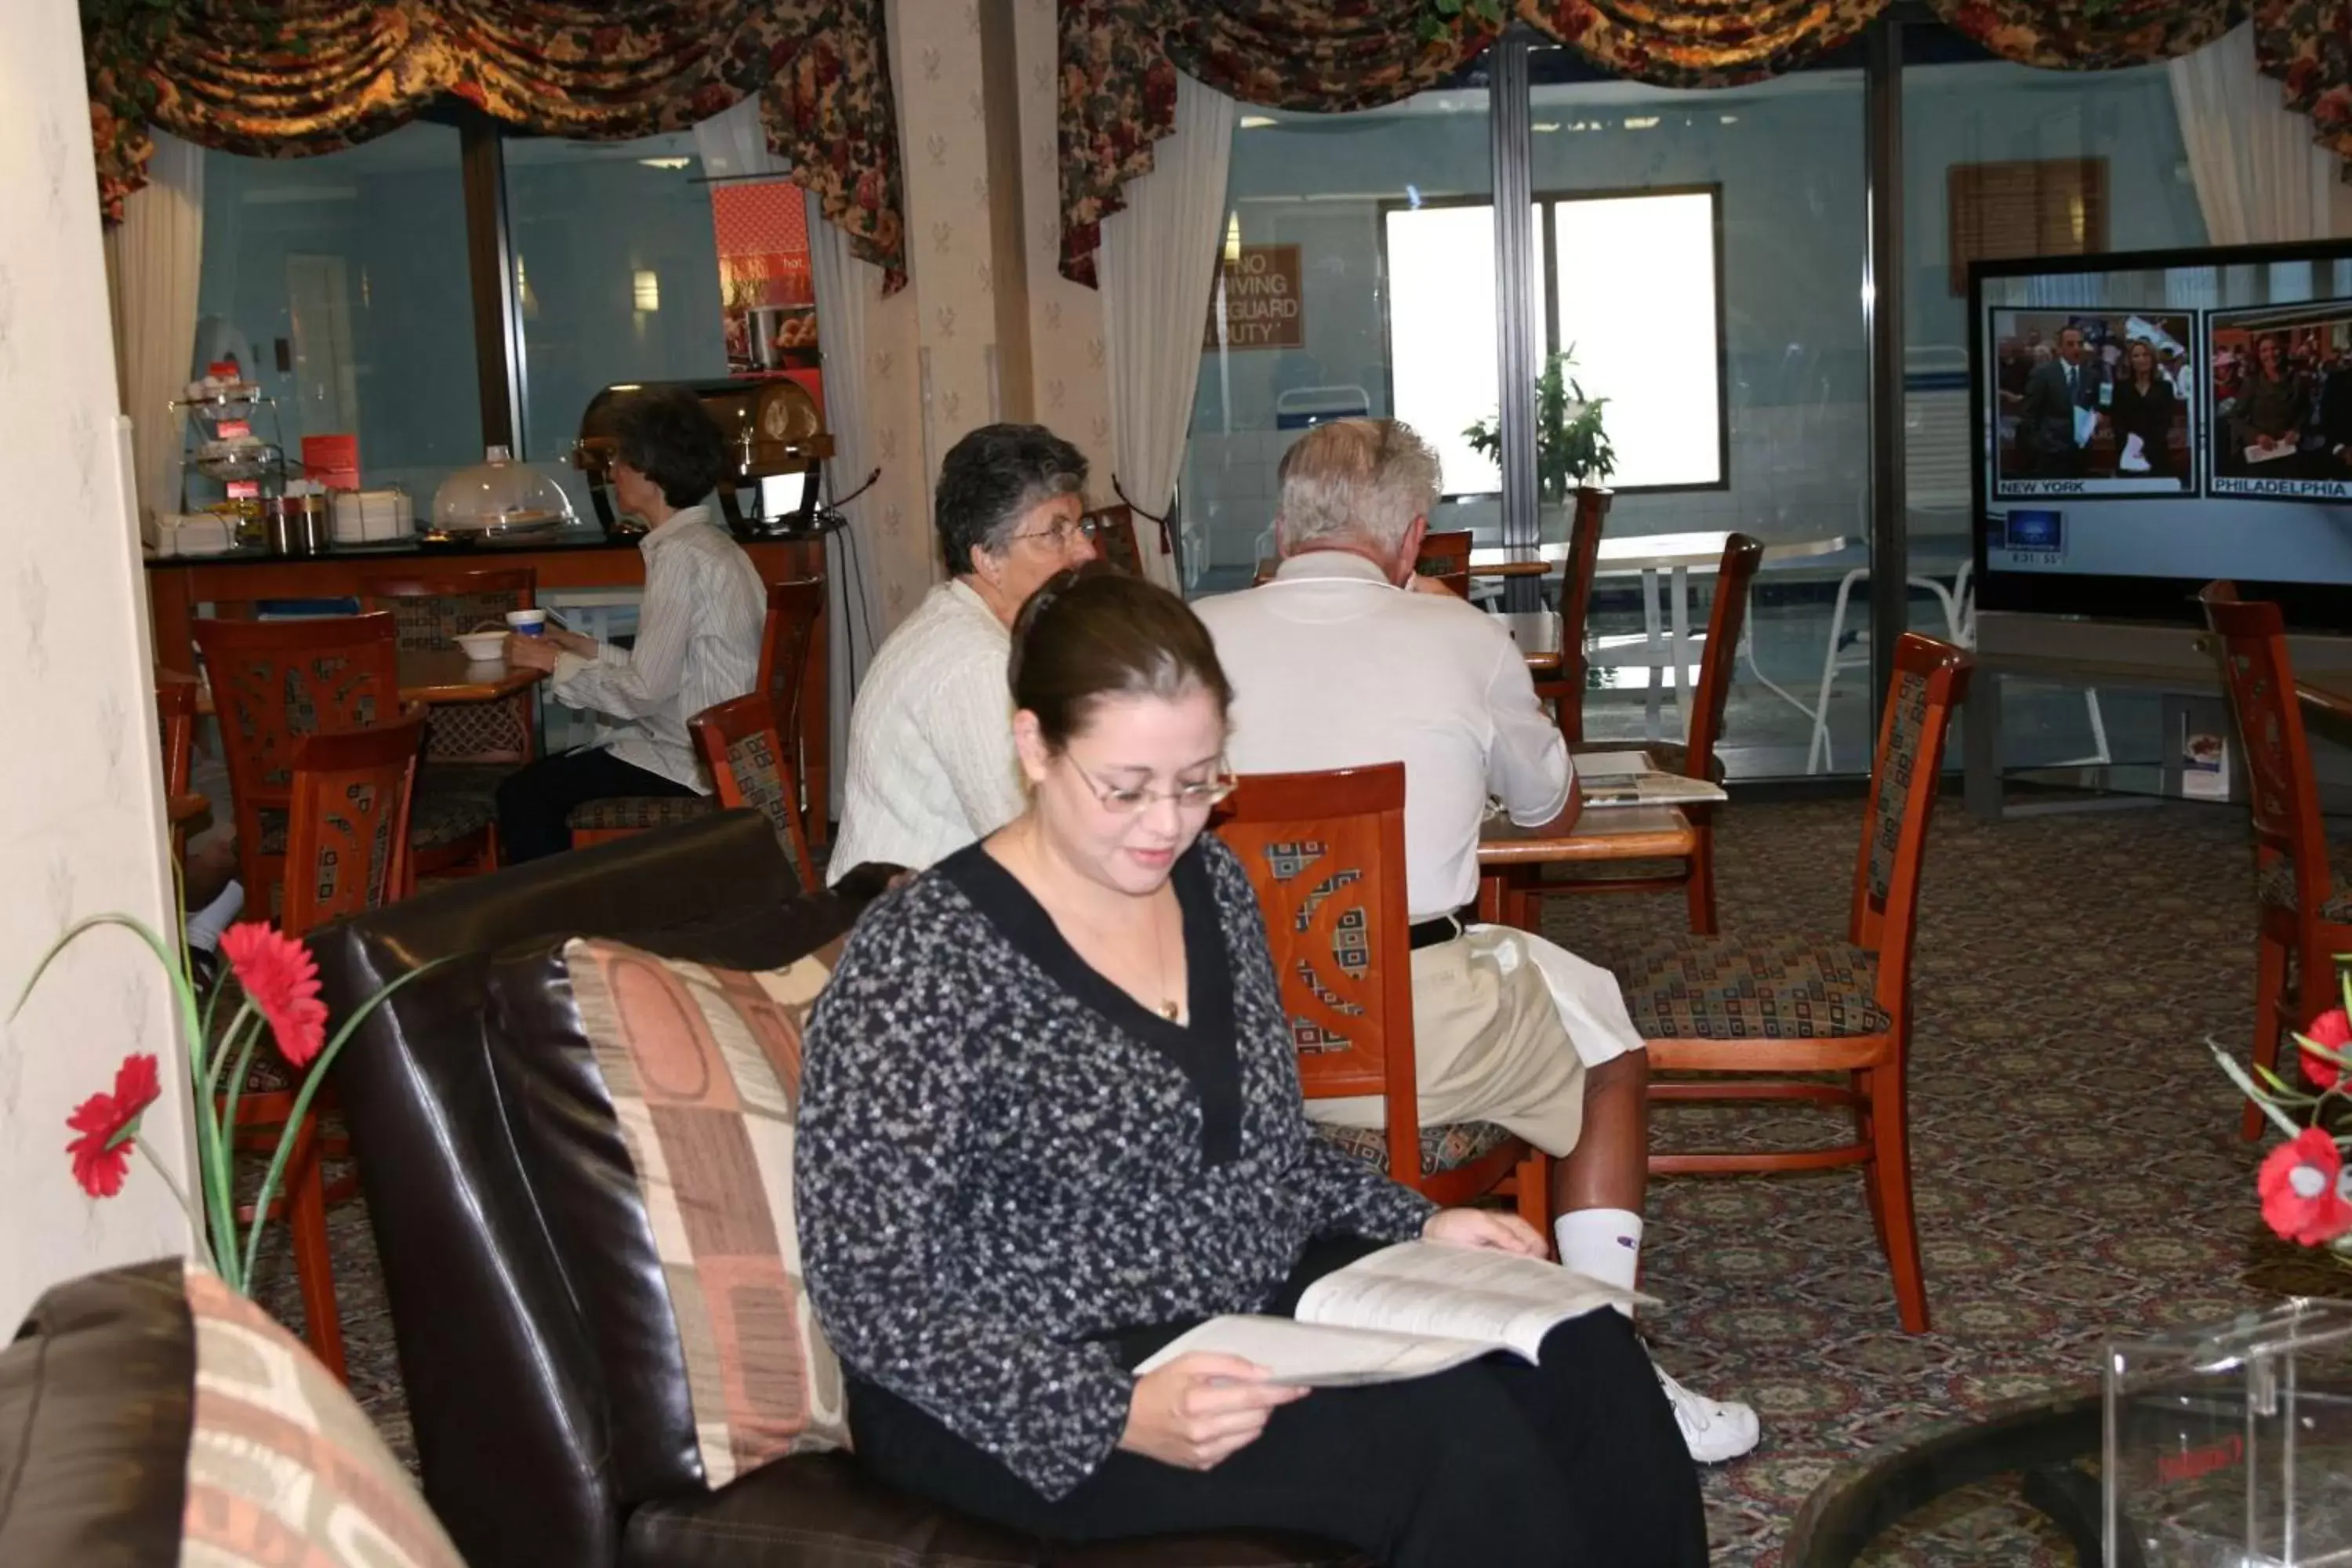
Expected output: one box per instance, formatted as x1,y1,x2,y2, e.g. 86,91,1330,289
150,568,198,674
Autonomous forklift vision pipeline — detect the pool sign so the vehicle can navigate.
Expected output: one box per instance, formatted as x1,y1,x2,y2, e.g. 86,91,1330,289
1204,244,1304,351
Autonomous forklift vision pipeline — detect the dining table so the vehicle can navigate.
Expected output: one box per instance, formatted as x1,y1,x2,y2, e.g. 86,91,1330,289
1475,804,1694,929
2299,677,2352,727
172,652,544,715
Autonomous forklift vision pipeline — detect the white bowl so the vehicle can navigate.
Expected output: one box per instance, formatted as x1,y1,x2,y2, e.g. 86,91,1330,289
453,631,506,662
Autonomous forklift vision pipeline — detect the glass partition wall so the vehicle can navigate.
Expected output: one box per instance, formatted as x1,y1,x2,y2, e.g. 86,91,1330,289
1179,19,2230,783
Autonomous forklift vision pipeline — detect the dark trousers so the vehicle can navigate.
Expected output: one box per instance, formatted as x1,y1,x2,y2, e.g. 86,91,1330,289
493,747,697,863
846,1238,1708,1568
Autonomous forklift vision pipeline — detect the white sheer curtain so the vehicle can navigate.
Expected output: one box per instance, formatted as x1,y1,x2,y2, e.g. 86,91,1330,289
2170,24,2352,245
1098,72,1235,593
692,95,884,787
103,130,205,532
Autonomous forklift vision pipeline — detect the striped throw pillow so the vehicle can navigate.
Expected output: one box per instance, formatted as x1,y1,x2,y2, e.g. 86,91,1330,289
181,1260,464,1566
563,938,850,1486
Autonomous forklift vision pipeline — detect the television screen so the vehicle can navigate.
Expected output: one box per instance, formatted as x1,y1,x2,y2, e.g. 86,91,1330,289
1973,242,2352,630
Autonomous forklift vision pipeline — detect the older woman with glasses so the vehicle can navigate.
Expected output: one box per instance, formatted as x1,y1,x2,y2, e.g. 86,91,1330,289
827,423,1098,881
797,570,1707,1566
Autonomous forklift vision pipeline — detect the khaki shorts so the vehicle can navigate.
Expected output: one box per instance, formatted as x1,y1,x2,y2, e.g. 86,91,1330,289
1306,925,1635,1157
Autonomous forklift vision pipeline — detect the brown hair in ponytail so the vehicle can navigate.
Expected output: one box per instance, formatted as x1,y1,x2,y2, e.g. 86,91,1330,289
1008,568,1233,750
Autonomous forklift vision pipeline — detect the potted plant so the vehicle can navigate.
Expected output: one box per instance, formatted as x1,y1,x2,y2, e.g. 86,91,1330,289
1464,347,1617,526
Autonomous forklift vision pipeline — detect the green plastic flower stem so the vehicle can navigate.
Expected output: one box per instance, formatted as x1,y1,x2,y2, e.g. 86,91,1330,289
201,1003,260,1282
239,958,448,1289
2213,1042,2304,1140
135,1136,219,1269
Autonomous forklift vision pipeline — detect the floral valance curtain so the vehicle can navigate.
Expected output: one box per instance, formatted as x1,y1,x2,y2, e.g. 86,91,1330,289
1062,0,2337,285
85,0,906,286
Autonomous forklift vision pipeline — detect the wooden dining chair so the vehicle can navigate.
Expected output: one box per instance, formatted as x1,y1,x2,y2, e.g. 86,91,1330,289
156,677,201,866
689,691,815,888
230,702,426,1384
357,567,539,767
1522,533,1762,936
1412,529,1474,599
1219,763,1550,1232
2200,583,2352,1141
1608,633,1971,1334
1534,486,1611,744
196,614,492,913
1087,504,1145,577
757,577,826,851
358,568,536,873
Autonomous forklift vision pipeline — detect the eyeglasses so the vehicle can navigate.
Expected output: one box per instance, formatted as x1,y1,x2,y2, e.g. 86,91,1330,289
1005,517,1100,550
1069,758,1238,815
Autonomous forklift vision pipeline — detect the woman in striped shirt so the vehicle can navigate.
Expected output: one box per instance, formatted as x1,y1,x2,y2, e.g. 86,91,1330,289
496,387,767,860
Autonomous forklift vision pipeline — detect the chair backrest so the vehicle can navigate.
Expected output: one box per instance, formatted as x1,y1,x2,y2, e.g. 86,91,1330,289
1087,504,1145,577
196,612,401,807
358,568,537,652
156,676,197,797
358,571,537,764
1413,529,1472,598
1218,764,1420,1181
1551,487,1612,739
1682,533,1766,779
755,577,826,739
1848,633,1973,1022
688,691,814,890
2200,582,2332,912
281,703,426,938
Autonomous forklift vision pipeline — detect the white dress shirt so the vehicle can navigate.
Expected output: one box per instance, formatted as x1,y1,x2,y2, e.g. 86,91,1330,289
549,504,766,793
827,578,1026,883
1195,552,1572,921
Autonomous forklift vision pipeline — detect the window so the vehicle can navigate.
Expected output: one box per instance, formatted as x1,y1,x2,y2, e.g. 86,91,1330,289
194,122,483,506
1383,187,1725,494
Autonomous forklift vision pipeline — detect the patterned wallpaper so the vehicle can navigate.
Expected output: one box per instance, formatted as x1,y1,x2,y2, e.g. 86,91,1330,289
846,0,1123,652
0,0,198,1327
1015,0,1116,503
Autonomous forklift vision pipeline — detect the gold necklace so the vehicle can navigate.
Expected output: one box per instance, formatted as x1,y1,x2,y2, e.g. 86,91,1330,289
1155,888,1183,1022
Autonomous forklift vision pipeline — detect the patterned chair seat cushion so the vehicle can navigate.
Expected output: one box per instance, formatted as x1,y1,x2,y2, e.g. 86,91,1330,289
565,793,717,832
1315,1118,1518,1178
2256,848,2352,924
418,760,519,811
256,791,490,855
1615,931,1892,1040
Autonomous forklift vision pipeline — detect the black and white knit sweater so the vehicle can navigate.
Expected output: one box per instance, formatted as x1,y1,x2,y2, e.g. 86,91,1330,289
796,832,1436,1499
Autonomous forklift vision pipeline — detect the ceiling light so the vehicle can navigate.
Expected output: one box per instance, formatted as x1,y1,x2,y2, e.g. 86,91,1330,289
633,270,661,311
1224,212,1242,264
1532,122,1562,133
638,156,692,170
1239,115,1277,129
1624,116,1659,129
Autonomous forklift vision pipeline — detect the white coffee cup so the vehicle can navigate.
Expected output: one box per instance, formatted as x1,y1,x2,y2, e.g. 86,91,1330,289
505,608,547,637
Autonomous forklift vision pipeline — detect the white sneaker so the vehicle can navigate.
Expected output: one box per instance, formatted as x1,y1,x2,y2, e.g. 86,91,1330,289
1657,1367,1759,1464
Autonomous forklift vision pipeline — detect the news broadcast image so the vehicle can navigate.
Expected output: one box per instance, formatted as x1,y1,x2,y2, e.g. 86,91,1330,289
1989,308,2196,501
2208,300,2352,502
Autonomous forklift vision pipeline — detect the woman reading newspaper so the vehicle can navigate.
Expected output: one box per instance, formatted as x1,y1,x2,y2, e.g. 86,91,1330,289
797,570,1705,1566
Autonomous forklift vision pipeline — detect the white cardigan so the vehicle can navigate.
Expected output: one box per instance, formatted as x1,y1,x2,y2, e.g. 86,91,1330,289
827,579,1025,882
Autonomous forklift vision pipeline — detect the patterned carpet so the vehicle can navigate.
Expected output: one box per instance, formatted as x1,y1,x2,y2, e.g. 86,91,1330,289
255,795,2315,1565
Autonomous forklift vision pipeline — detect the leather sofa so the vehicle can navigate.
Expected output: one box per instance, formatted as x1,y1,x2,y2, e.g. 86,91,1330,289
311,811,1362,1568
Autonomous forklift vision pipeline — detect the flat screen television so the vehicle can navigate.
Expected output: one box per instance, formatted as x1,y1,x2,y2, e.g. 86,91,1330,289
1970,238,2352,630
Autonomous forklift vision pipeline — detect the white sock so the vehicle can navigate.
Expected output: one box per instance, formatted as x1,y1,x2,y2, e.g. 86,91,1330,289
184,879,244,953
1555,1208,1643,1313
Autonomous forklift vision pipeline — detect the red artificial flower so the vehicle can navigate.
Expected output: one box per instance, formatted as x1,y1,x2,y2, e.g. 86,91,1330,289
2299,1008,2352,1091
218,922,328,1069
2259,1128,2352,1247
65,1053,162,1198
